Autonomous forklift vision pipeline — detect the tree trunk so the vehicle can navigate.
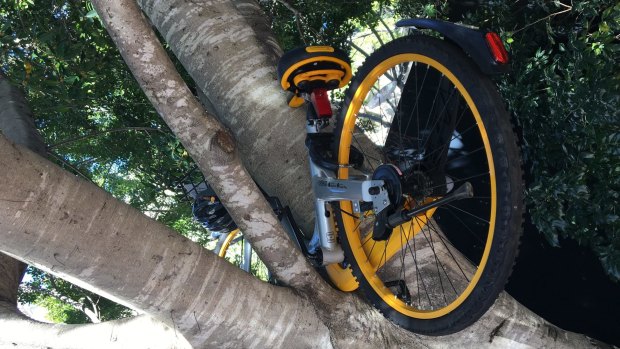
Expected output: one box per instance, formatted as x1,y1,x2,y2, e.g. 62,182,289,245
1,72,180,346
0,253,23,305
0,71,46,321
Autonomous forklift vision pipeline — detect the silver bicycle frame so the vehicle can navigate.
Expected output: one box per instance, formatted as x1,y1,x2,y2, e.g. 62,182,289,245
307,122,391,265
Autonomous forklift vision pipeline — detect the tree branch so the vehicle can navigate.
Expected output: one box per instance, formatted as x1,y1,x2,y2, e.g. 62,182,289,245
275,0,322,44
0,302,191,349
20,283,94,321
276,0,302,17
378,16,396,41
350,41,370,58
231,0,283,62
0,135,333,348
46,150,91,181
84,295,101,323
370,26,386,46
511,2,573,35
48,127,164,150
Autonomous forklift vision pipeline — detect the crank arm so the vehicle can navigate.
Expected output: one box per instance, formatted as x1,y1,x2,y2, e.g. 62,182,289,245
312,176,391,214
387,182,474,228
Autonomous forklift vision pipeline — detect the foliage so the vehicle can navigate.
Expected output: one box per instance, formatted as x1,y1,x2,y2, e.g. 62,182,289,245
2,0,618,329
0,0,197,220
19,266,133,323
261,0,392,52
0,1,215,233
221,235,270,282
34,296,90,324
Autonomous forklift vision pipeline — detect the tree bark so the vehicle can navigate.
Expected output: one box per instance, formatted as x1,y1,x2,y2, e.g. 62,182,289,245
231,0,283,63
0,253,23,304
0,71,47,312
116,1,609,348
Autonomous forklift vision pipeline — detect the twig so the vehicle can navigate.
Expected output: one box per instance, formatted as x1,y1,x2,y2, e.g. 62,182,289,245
511,2,572,35
379,16,395,41
0,198,32,203
370,27,385,46
276,0,306,43
276,0,312,45
193,311,201,333
276,0,301,16
48,126,164,150
350,41,370,58
170,309,178,338
46,151,91,181
74,157,99,167
295,16,308,45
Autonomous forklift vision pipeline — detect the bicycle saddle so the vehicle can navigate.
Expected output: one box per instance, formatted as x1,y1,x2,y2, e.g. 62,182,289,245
277,46,352,107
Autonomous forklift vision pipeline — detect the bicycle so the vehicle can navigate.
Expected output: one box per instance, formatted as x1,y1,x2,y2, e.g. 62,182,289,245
272,18,524,335
184,18,522,335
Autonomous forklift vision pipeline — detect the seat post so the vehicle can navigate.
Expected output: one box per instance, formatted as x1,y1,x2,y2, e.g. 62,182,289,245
310,88,332,119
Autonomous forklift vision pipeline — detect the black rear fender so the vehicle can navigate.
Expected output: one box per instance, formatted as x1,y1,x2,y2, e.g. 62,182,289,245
396,18,510,75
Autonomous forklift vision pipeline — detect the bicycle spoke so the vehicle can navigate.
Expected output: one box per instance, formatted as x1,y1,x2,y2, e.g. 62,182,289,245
425,216,470,282
436,206,486,245
404,221,433,308
423,225,459,301
443,203,490,224
442,146,486,167
422,171,490,193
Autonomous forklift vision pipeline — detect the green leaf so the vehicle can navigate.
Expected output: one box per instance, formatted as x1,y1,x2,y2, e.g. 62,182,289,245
64,75,79,84
85,10,98,19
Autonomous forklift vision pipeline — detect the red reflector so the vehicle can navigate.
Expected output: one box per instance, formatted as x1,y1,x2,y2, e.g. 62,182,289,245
485,32,509,64
311,88,333,118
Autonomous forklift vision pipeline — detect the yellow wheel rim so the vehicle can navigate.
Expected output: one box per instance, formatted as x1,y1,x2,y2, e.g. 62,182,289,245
218,229,240,258
337,53,497,319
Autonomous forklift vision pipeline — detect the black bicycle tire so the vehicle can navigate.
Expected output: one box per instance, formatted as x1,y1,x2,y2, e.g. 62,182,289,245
333,35,524,335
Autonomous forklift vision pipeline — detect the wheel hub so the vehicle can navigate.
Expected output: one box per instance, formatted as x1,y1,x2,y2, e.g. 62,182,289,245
371,164,403,241
372,164,403,208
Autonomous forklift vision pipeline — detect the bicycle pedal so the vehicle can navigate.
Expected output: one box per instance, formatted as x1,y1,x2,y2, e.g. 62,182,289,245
307,250,323,268
384,279,412,304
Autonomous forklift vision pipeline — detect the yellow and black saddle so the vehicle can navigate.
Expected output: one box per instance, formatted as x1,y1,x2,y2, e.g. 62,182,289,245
277,46,352,107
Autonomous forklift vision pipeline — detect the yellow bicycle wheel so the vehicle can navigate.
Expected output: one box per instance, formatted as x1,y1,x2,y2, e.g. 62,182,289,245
334,35,523,334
